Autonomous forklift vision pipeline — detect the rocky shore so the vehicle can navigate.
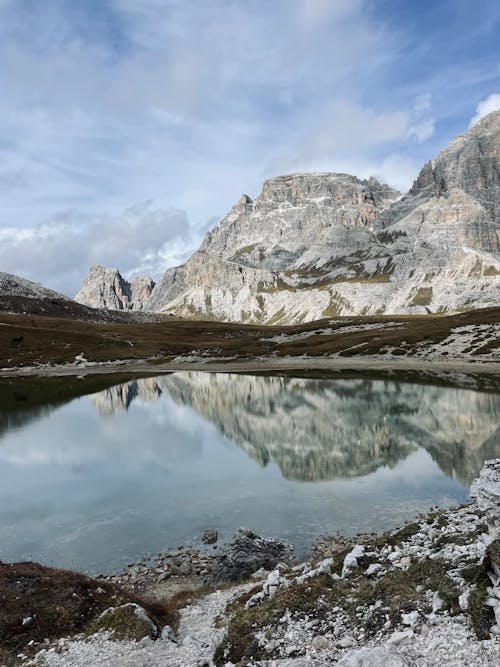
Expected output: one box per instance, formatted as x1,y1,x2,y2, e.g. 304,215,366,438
2,461,500,666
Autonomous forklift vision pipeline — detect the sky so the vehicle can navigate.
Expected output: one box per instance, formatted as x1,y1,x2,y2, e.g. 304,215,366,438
0,0,499,297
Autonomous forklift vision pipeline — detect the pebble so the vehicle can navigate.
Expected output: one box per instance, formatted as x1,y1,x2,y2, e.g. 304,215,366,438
338,636,356,648
311,635,331,651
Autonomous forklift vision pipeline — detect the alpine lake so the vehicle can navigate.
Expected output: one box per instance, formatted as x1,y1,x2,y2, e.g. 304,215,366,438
0,370,499,574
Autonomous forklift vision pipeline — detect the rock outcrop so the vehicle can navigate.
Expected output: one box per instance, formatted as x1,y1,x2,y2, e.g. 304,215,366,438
212,528,293,582
75,265,155,311
143,110,500,323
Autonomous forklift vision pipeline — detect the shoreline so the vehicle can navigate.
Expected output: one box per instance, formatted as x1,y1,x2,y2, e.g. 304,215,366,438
1,354,500,378
5,470,499,666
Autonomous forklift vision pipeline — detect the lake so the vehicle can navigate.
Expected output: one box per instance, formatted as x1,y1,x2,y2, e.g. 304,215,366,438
0,371,499,574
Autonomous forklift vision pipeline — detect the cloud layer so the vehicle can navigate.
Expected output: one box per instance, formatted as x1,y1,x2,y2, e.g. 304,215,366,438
0,203,202,296
470,93,500,127
0,0,499,293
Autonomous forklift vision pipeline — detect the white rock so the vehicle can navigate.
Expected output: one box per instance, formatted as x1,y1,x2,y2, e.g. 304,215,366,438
338,636,356,648
432,591,444,613
311,635,331,651
342,546,365,578
337,646,407,666
459,591,470,611
401,610,419,627
387,629,414,647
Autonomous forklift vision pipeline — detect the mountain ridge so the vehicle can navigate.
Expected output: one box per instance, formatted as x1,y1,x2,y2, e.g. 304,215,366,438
66,110,500,322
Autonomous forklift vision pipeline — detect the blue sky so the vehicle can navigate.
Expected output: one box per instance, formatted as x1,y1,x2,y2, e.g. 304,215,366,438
0,0,499,295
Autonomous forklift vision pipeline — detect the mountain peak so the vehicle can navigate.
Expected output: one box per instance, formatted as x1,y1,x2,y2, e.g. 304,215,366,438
75,266,155,311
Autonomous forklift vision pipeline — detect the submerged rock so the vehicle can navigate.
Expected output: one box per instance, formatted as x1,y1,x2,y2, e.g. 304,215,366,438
212,527,293,582
202,528,218,545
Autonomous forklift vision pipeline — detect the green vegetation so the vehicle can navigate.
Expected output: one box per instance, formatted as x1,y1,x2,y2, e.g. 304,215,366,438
213,556,461,665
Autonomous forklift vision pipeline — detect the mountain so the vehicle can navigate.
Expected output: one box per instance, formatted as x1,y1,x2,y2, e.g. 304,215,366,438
140,111,499,323
0,271,97,319
75,265,155,310
0,271,164,323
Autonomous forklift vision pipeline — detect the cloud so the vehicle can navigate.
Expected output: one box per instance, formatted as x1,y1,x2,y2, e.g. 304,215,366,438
0,0,497,292
0,168,30,192
0,202,204,297
469,93,500,127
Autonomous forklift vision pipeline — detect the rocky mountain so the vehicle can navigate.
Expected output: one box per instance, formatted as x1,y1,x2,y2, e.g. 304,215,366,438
74,111,500,324
0,271,164,323
75,265,155,311
0,271,96,319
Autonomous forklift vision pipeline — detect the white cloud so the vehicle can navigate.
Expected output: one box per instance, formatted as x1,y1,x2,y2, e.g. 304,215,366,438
0,202,204,297
0,0,494,294
469,93,500,127
407,119,435,143
407,94,435,143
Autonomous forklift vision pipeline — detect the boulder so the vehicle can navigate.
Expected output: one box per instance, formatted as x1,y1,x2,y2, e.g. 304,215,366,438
212,528,293,582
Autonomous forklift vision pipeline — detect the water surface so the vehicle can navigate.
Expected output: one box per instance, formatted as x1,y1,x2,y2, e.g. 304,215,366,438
0,372,498,573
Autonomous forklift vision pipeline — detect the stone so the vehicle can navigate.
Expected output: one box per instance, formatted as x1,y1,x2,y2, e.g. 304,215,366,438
338,636,356,648
337,646,408,666
161,625,177,642
342,545,365,577
471,459,500,538
432,592,443,613
178,561,193,576
311,635,331,651
387,630,414,647
401,611,419,627
212,528,293,583
202,528,218,545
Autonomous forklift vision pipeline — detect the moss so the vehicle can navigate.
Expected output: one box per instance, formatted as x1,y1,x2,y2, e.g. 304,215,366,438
341,558,460,628
410,287,433,307
88,604,157,641
461,546,498,640
214,553,463,664
214,578,335,664
370,521,421,549
468,579,494,639
0,561,174,665
486,539,500,572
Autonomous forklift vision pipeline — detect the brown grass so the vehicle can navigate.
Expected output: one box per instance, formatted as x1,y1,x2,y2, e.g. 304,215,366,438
0,307,498,369
0,561,176,666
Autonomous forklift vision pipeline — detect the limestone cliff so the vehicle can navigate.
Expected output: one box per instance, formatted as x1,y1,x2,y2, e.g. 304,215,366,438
75,265,155,311
144,110,500,323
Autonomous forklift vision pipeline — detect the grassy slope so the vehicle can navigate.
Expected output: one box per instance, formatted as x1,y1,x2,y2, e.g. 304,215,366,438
0,307,498,369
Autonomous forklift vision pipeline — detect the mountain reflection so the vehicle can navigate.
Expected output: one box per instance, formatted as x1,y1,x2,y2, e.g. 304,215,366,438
90,373,500,485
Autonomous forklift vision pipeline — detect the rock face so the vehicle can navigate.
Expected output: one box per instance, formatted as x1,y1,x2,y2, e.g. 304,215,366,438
470,459,500,538
144,110,500,323
75,265,155,311
212,528,293,582
0,271,70,303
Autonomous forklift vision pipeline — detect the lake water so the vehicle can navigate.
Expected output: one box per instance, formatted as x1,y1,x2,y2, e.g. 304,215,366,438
0,372,499,574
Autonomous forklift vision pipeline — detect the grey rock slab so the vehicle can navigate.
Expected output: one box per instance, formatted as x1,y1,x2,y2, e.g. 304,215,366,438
212,527,293,583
